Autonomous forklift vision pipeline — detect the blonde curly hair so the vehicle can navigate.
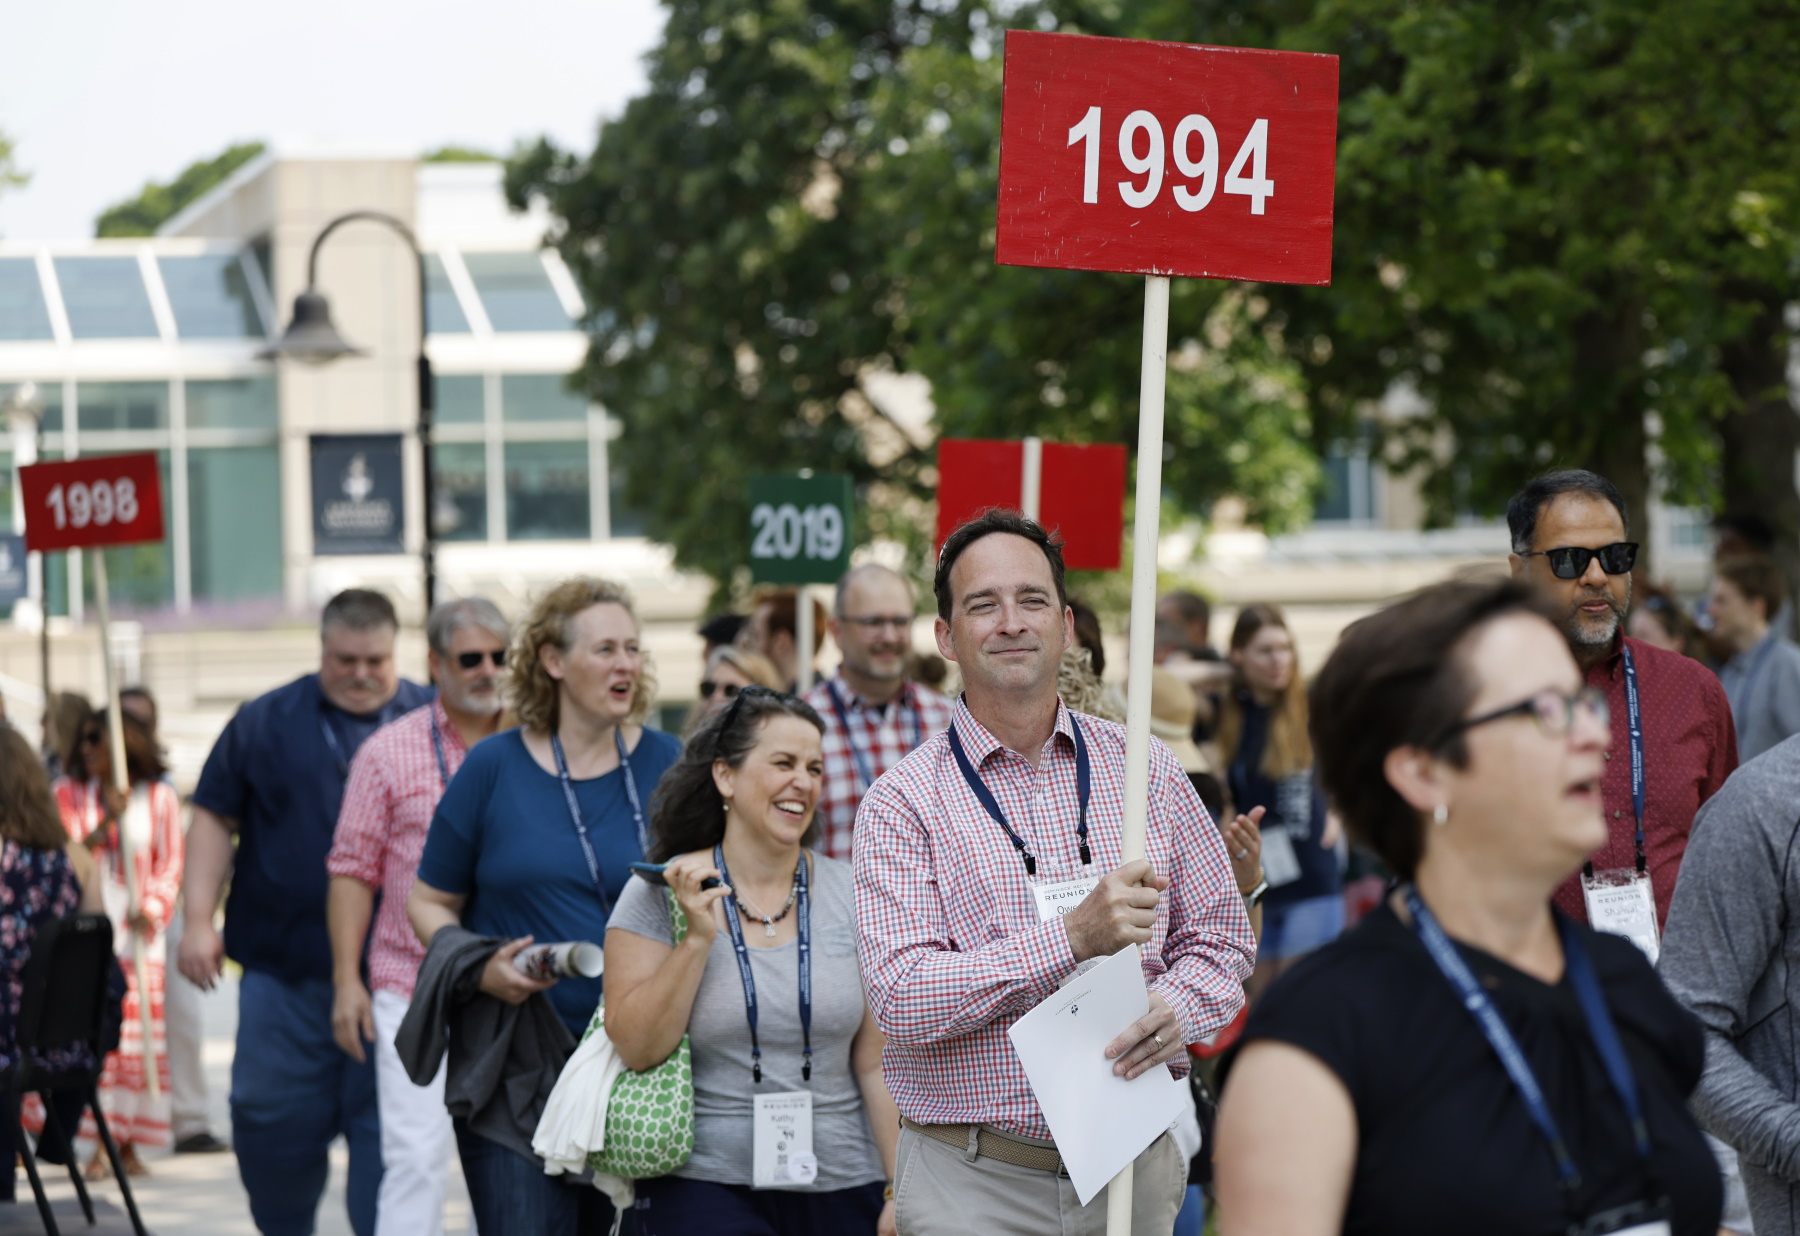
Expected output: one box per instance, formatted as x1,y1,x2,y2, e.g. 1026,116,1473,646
506,577,658,733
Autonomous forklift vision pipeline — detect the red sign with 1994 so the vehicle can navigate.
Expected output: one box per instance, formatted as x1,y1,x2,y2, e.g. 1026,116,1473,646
996,31,1339,285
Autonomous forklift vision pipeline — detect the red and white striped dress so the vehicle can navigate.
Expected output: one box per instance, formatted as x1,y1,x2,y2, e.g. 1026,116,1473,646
53,777,182,1149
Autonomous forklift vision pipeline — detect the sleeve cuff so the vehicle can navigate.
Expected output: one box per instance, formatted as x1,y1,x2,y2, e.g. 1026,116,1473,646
325,852,380,885
1017,917,1077,995
1151,972,1235,1046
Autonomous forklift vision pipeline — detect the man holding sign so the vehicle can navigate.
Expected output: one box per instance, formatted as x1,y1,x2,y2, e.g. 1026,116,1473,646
853,512,1253,1234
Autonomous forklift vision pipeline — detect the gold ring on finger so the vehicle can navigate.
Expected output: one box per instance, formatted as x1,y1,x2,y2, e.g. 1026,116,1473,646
1152,1033,1165,1048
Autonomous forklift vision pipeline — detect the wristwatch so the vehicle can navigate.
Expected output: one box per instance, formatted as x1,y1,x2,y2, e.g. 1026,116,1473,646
1242,879,1269,909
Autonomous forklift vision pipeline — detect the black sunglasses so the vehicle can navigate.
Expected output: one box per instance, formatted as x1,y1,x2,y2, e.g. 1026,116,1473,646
700,680,741,700
1519,541,1638,580
455,650,507,670
79,730,103,747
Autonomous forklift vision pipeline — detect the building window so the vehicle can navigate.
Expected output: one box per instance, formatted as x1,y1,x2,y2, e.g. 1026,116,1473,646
435,374,484,424
0,259,54,341
501,373,585,422
53,257,160,340
79,450,176,611
463,252,572,332
1313,441,1379,525
424,254,470,335
187,377,277,430
189,445,282,603
78,382,169,433
158,254,263,339
432,442,487,541
505,441,590,540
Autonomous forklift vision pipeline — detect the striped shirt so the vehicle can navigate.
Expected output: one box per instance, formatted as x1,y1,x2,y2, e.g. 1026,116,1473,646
803,675,956,862
326,700,470,998
853,697,1255,1138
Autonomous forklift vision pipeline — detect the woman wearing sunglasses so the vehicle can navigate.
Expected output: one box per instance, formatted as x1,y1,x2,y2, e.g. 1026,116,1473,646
1214,579,1721,1235
52,710,183,1180
607,686,898,1236
683,645,784,739
410,577,681,1234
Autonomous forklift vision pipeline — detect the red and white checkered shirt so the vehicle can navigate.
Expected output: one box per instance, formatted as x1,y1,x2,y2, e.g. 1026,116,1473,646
854,697,1255,1139
326,700,469,999
803,675,956,862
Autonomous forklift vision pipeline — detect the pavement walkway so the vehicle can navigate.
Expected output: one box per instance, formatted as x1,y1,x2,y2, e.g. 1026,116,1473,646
2,972,474,1236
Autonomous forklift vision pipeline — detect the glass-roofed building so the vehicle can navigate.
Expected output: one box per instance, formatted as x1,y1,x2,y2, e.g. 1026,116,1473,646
0,151,670,625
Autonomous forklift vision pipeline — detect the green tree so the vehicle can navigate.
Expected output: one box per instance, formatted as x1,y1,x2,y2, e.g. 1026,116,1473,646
95,141,265,238
423,145,499,163
0,127,26,229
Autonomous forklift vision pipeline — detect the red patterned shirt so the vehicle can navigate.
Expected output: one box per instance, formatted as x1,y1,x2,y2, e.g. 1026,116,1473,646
803,675,956,862
327,701,471,998
1554,634,1738,927
853,697,1255,1138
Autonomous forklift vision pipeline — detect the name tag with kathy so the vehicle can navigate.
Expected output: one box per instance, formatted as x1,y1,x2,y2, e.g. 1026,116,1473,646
1032,872,1101,923
753,1091,817,1187
1581,867,1660,964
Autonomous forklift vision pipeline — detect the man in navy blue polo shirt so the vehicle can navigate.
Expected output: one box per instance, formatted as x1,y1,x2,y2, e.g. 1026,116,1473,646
179,589,432,1236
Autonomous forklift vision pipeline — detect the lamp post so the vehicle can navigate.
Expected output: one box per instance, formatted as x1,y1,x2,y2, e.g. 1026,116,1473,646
3,381,47,713
264,211,440,613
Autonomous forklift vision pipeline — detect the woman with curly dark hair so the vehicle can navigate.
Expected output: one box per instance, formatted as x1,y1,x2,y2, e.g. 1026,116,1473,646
606,687,899,1236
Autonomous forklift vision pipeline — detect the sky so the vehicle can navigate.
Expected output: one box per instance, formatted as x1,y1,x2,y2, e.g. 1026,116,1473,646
0,0,667,240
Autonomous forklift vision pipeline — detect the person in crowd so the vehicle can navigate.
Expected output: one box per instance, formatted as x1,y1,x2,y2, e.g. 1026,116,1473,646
741,588,828,691
1064,597,1127,722
40,690,92,782
1507,470,1736,927
607,688,898,1234
1707,555,1800,762
179,588,432,1236
1146,666,1225,823
326,598,511,1236
854,510,1254,1235
118,685,226,1157
700,612,748,663
408,577,680,1234
905,650,950,695
1628,582,1709,664
1215,604,1341,996
683,645,782,739
1158,590,1221,661
1661,731,1800,1235
53,709,183,1178
1215,577,1723,1235
0,724,105,1202
804,565,954,862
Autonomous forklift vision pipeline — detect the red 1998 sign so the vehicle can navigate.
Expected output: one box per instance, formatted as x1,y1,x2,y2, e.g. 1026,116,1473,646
996,31,1339,285
18,453,165,553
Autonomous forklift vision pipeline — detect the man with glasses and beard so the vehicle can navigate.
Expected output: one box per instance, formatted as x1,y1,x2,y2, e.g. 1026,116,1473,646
180,589,433,1236
1506,471,1737,932
805,564,955,862
327,598,512,1236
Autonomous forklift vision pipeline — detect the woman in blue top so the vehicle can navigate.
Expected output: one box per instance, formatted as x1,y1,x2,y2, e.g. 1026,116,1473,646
1216,603,1343,998
411,576,680,1235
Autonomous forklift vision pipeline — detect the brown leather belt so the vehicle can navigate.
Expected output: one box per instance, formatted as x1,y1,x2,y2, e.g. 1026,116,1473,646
901,1116,1065,1174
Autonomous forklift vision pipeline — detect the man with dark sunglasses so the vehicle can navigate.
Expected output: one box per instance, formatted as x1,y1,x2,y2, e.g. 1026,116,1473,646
1506,469,1737,936
327,596,512,1236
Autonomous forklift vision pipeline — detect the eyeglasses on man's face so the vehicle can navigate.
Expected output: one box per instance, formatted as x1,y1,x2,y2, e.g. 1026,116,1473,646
455,649,507,670
839,614,912,633
1519,542,1638,580
1437,686,1610,746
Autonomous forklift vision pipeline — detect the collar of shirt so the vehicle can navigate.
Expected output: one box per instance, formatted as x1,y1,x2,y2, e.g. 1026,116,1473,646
952,693,1076,772
430,697,471,759
834,675,916,717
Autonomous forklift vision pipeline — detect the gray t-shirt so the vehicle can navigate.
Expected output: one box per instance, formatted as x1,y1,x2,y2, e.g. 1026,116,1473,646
609,853,884,1190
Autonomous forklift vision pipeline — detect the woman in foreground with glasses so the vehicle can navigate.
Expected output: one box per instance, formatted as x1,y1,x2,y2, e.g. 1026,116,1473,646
1214,578,1721,1235
607,686,898,1236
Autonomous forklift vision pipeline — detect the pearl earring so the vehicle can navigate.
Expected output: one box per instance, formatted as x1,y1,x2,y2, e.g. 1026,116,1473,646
1433,803,1449,827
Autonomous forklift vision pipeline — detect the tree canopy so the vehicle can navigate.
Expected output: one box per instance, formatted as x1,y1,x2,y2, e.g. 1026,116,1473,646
0,128,26,231
512,0,1799,586
95,141,265,238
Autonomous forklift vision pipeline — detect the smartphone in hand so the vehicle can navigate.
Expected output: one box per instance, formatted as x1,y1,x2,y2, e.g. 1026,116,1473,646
629,862,722,890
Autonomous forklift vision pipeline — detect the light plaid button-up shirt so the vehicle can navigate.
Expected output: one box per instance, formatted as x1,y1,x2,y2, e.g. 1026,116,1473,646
804,674,956,862
854,696,1254,1138
327,700,469,999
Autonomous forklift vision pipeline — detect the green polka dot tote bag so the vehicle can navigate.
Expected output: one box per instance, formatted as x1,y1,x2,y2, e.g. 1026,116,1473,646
587,891,695,1179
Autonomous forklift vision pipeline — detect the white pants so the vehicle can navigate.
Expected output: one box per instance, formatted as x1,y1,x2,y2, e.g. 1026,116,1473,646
372,988,461,1236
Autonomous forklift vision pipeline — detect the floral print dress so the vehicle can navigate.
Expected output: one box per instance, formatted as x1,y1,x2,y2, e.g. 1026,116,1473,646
0,840,87,1074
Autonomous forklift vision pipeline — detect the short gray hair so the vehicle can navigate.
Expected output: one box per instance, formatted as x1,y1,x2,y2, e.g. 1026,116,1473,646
321,588,397,637
427,596,509,656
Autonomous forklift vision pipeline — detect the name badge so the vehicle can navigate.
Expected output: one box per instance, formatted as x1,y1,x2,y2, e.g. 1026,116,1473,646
1032,873,1101,923
753,1091,816,1188
1581,867,1660,964
1259,826,1303,888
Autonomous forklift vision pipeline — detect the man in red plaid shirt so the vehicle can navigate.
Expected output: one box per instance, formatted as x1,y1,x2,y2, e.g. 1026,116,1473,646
804,564,955,862
854,510,1255,1236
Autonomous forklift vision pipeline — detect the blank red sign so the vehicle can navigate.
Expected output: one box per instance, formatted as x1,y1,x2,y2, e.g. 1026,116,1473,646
936,439,1127,570
996,30,1339,285
18,454,165,553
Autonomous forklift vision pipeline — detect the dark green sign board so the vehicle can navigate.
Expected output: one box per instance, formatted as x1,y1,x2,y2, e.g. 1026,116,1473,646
748,474,853,584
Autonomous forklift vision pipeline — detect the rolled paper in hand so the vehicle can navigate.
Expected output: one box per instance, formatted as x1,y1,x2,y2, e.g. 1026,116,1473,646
512,940,604,981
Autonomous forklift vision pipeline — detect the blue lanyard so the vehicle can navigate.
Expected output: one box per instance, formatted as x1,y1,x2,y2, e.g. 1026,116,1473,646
715,844,811,1084
549,728,651,917
1620,645,1647,872
1403,887,1652,1210
320,714,350,780
824,678,924,792
947,713,1091,876
428,711,451,788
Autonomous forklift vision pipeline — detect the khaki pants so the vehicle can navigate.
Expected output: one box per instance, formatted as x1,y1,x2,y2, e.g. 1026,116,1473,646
894,1126,1185,1236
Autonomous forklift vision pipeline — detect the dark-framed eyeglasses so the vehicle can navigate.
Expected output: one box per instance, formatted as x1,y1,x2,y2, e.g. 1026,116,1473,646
455,649,507,670
838,614,912,632
1437,686,1610,746
700,680,741,700
1519,542,1638,580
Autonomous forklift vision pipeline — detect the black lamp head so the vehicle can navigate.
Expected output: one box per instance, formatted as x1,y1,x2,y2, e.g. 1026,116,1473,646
260,290,366,363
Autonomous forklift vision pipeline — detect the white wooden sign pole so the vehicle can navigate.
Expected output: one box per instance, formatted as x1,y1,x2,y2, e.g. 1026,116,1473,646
1108,272,1171,1236
796,587,815,693
93,554,158,1102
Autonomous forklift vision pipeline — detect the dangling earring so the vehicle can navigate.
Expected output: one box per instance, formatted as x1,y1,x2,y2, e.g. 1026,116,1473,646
1433,803,1449,827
